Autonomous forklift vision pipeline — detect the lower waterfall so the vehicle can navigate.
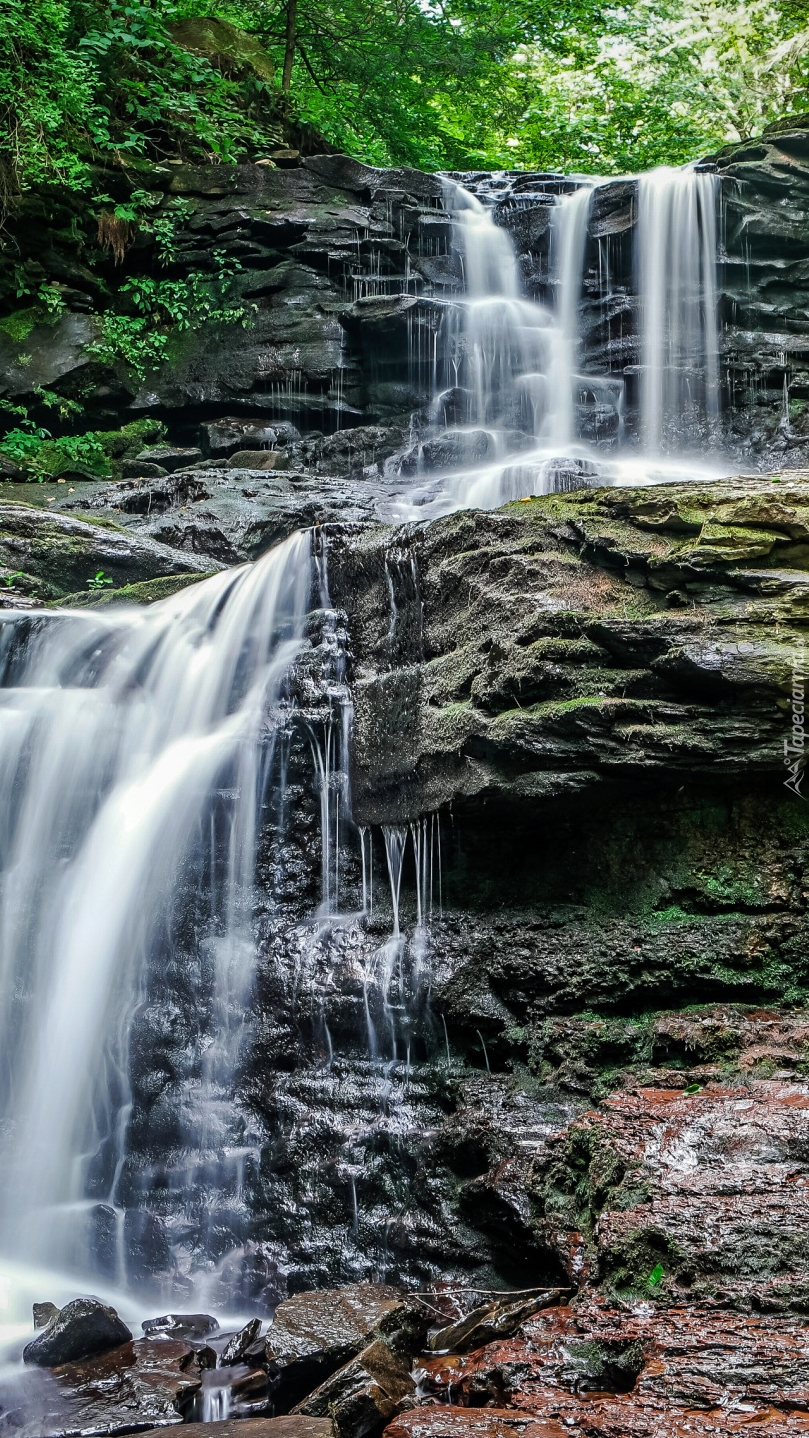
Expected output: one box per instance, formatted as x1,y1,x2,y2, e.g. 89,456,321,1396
0,536,313,1337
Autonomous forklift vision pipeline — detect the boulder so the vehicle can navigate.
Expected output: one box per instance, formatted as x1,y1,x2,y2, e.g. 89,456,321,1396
4,1336,198,1435
169,17,276,82
221,1317,263,1365
531,1080,809,1305
228,449,289,470
200,418,284,458
426,1291,564,1354
23,1296,133,1367
134,446,203,473
265,1286,417,1410
142,1313,220,1340
293,1339,414,1438
0,453,28,482
33,1302,60,1330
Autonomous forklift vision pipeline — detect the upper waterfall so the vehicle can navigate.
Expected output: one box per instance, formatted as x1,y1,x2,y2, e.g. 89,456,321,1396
392,163,724,518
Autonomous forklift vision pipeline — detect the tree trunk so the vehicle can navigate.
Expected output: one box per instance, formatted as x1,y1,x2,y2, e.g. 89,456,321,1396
282,0,298,92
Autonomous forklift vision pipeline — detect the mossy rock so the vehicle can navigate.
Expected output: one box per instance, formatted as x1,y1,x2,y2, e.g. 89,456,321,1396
54,573,214,608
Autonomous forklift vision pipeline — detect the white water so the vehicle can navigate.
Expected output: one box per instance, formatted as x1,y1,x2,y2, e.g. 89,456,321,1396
638,167,720,452
391,164,725,520
0,535,312,1335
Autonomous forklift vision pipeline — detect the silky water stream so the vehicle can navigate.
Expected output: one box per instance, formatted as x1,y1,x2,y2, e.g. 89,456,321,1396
390,164,725,518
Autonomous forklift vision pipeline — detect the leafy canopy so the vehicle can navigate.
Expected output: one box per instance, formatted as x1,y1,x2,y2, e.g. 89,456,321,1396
0,0,807,196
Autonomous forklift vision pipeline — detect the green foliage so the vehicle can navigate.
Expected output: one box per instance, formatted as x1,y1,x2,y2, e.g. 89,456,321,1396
0,425,112,480
0,0,808,198
647,1262,665,1286
0,416,169,479
89,254,253,380
87,569,114,590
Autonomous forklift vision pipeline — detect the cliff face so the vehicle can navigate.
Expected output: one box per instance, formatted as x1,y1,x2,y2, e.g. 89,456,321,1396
0,154,445,452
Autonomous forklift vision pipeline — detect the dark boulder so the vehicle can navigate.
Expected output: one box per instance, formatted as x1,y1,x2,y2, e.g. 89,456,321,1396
200,418,289,458
221,1317,263,1365
142,1313,220,1341
23,1296,133,1367
32,1302,60,1330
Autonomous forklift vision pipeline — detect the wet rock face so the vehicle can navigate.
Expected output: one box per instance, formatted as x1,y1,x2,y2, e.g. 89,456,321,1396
0,155,445,439
0,502,217,603
532,1080,809,1306
330,479,809,822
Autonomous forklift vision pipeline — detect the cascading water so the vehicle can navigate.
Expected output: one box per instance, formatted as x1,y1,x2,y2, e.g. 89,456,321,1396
637,167,721,452
394,163,724,518
0,535,313,1336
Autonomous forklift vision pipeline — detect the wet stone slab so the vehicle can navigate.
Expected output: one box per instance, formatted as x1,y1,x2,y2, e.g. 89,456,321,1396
0,1337,198,1438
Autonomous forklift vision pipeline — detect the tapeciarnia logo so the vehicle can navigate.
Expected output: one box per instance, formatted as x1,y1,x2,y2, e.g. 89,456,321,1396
784,639,806,798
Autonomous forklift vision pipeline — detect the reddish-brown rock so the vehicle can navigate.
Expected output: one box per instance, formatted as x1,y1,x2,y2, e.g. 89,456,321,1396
531,1079,809,1305
412,1297,809,1437
384,1407,567,1438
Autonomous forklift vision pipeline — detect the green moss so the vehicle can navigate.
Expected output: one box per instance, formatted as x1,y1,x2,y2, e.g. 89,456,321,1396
651,904,691,926
98,418,166,461
51,573,212,608
0,308,42,343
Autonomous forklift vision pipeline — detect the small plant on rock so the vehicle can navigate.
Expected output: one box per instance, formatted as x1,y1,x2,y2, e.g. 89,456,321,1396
87,569,114,591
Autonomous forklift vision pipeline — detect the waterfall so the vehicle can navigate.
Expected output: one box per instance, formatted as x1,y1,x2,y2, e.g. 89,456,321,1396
0,160,728,1343
0,534,313,1324
549,183,597,449
638,167,720,451
399,163,723,519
